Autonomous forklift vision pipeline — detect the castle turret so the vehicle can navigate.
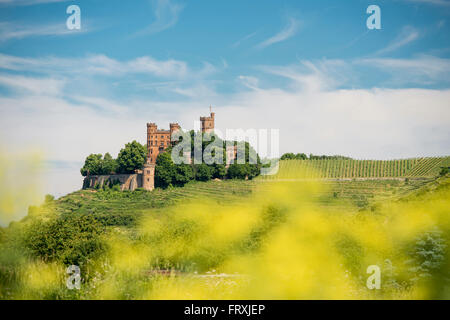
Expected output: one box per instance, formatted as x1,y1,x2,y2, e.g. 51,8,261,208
142,160,155,191
200,108,215,133
170,123,181,135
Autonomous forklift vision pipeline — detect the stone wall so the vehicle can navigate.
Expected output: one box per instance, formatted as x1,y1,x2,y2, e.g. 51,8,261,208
83,174,142,191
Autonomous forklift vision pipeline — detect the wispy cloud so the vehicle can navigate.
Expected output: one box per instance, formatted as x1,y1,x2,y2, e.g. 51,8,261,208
376,26,419,55
232,31,257,48
356,55,450,84
403,0,450,6
135,0,184,36
0,53,190,78
0,0,69,6
257,17,300,49
0,74,65,95
238,75,259,90
0,21,86,41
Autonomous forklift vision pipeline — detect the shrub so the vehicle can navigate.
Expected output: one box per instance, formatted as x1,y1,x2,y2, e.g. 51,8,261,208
195,164,212,181
24,214,105,266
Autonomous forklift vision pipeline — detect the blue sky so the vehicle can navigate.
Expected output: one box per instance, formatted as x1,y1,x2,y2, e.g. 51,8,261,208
0,0,449,199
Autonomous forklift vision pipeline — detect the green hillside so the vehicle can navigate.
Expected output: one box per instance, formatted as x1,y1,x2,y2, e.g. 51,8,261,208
261,157,450,179
24,175,441,231
3,173,449,299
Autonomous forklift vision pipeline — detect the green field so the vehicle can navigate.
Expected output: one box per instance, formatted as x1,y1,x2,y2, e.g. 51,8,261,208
261,157,450,179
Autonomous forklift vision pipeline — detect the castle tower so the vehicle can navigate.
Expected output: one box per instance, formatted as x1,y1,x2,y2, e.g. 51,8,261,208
142,160,155,191
170,123,181,138
147,122,179,164
200,107,215,133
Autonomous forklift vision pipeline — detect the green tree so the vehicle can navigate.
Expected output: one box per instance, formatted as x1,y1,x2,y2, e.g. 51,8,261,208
212,163,227,179
117,141,146,174
155,152,176,188
174,164,194,186
227,163,249,179
295,153,308,160
280,153,296,160
80,154,103,176
101,152,118,175
195,163,212,181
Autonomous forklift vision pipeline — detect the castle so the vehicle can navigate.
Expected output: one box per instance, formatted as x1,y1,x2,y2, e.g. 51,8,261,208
83,110,217,192
146,109,215,164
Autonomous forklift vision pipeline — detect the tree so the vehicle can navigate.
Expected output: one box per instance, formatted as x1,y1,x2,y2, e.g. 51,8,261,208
212,163,227,179
227,163,249,179
295,153,308,160
155,152,175,188
439,167,449,176
80,154,103,176
280,153,296,160
174,164,194,186
117,141,146,174
195,163,212,181
101,153,118,175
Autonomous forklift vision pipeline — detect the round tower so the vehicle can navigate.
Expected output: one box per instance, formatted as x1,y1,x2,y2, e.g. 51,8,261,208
142,161,155,191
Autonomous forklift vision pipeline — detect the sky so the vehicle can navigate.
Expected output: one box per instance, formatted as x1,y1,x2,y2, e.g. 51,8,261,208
0,0,449,199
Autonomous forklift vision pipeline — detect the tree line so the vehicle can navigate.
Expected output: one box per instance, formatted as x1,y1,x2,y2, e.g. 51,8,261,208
280,153,352,160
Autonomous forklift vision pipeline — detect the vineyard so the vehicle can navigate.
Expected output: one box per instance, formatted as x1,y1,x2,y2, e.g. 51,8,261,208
260,156,450,180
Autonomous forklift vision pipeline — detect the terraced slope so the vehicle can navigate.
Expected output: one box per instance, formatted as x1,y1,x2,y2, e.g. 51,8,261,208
261,157,449,180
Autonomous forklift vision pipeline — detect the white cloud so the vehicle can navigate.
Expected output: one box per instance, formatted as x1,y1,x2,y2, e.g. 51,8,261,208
0,53,192,79
403,0,450,6
0,74,65,95
259,59,350,91
238,75,259,90
127,56,188,78
376,26,420,55
0,0,68,6
257,17,300,49
135,0,184,36
0,21,87,41
232,31,257,48
357,55,450,84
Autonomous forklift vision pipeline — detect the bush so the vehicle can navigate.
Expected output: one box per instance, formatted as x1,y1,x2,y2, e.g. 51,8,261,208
440,167,449,176
24,214,105,266
195,164,212,181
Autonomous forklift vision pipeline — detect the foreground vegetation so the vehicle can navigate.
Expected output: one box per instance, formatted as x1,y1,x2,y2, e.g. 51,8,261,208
1,169,449,299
